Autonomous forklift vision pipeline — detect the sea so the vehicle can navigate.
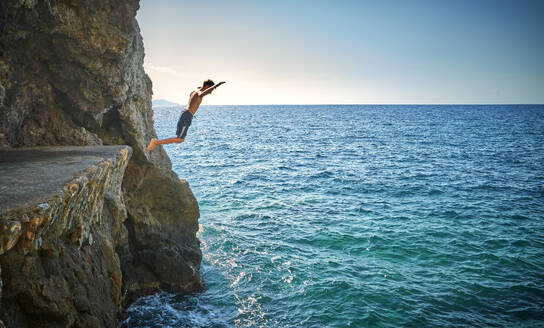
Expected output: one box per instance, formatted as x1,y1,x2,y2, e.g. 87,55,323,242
122,105,544,328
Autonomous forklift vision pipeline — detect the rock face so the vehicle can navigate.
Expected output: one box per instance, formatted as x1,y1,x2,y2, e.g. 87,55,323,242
0,0,203,327
0,146,131,327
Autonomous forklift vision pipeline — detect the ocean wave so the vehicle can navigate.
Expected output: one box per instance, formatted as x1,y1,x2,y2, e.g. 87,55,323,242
126,105,544,327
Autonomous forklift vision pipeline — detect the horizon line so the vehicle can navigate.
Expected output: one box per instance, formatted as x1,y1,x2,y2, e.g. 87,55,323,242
153,103,544,107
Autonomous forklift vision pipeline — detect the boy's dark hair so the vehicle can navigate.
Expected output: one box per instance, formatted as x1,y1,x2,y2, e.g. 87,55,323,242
202,79,215,88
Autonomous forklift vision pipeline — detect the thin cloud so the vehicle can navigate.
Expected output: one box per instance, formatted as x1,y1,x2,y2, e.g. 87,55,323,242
144,64,185,79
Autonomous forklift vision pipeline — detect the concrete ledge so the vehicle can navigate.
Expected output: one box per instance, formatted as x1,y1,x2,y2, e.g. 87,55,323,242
0,146,131,213
0,145,133,327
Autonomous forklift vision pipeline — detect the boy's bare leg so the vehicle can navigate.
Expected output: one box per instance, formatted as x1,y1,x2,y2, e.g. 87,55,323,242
146,137,184,151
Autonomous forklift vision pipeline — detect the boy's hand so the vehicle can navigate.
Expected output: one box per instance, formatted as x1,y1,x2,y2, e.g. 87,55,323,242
218,81,226,86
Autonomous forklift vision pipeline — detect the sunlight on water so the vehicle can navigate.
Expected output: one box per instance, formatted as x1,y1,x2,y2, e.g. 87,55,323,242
123,105,544,328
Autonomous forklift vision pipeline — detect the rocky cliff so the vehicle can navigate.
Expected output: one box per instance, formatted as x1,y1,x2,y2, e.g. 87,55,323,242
1,146,132,327
0,1,203,327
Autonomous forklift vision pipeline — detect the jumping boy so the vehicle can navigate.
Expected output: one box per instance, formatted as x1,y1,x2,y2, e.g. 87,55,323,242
146,79,226,151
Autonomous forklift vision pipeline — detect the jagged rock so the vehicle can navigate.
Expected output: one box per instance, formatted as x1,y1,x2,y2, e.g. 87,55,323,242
0,0,204,326
0,146,131,327
121,171,202,305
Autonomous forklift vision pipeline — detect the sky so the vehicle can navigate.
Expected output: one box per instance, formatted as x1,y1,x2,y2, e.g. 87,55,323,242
136,0,544,105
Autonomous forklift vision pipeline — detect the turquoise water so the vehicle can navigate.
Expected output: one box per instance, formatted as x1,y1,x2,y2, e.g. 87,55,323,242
123,105,544,327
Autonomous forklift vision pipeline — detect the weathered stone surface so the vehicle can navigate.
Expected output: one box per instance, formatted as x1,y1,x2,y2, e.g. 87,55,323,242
0,146,131,328
0,0,204,326
0,146,128,212
121,171,203,305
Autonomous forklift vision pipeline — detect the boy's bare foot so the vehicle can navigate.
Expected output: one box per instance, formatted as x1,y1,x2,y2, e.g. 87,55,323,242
146,138,158,152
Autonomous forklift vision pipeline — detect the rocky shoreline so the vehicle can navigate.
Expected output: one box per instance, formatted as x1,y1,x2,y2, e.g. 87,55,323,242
0,1,203,327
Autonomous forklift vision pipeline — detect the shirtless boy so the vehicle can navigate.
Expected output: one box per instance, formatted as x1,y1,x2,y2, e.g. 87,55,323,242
146,79,226,151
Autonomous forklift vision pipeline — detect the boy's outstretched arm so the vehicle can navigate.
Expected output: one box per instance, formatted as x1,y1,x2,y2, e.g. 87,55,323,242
200,81,226,97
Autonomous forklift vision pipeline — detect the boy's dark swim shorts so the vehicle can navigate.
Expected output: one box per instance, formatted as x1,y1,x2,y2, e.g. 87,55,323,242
176,110,193,139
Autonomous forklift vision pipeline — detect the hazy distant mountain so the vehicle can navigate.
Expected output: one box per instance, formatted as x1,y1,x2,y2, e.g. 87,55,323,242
152,99,180,108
